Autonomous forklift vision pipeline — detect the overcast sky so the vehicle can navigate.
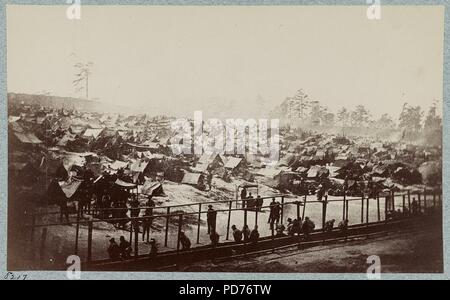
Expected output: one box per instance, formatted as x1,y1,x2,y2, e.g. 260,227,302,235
7,5,445,118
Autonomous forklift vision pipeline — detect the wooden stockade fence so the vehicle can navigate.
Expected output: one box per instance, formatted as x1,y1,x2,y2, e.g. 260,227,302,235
29,188,442,265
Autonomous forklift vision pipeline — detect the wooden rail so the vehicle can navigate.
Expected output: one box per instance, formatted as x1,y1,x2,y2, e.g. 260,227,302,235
29,188,442,267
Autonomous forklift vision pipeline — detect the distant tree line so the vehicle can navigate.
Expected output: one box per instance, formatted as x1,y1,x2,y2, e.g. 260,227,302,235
275,89,442,135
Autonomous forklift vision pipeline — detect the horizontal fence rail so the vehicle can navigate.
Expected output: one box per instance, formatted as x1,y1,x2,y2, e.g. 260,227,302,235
27,188,442,267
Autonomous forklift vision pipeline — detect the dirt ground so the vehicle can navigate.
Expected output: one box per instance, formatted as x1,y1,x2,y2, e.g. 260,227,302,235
180,228,443,274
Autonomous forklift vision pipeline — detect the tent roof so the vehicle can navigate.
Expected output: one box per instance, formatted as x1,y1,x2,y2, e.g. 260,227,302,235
142,181,164,196
224,157,244,169
110,160,128,170
59,179,83,198
83,128,104,139
115,179,137,189
182,172,202,185
129,160,148,173
13,132,42,144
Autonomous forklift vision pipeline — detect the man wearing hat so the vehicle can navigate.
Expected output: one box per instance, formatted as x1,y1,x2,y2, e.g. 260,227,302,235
207,205,217,235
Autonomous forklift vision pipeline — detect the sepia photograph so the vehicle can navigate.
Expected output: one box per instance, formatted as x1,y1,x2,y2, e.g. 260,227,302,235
3,3,446,278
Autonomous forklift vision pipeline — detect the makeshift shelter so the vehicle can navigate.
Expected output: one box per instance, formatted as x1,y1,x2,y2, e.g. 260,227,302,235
181,172,205,190
224,157,247,174
278,155,296,167
83,128,104,140
274,171,303,190
9,122,24,133
59,179,83,199
57,132,77,147
392,166,422,185
307,165,329,179
11,132,42,145
115,179,138,190
195,153,224,173
129,160,149,174
142,181,165,197
109,160,129,171
335,162,365,180
333,154,350,168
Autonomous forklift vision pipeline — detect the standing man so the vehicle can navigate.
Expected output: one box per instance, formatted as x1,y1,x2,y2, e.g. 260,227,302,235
207,205,217,235
268,198,277,229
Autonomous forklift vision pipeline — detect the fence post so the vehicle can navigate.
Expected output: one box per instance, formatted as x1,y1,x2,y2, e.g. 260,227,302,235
418,193,422,213
244,208,248,228
164,207,170,247
361,196,364,224
407,190,411,210
302,195,307,220
129,222,133,246
342,193,346,220
75,204,81,255
87,221,93,263
177,214,183,254
226,201,232,241
197,204,202,244
255,210,259,228
281,197,285,225
376,196,380,221
297,201,301,220
134,223,139,259
366,196,369,224
322,197,328,231
384,196,388,220
345,197,349,221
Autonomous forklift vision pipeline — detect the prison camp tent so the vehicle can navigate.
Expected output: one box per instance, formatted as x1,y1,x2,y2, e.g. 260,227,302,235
109,160,129,171
273,171,303,190
333,154,350,168
82,128,104,140
314,150,326,161
114,179,137,190
245,153,263,168
8,116,21,123
9,121,24,133
129,160,149,174
59,179,84,199
181,172,205,190
277,154,296,167
57,132,77,147
334,162,365,180
392,166,422,185
11,132,42,145
195,153,224,173
224,157,247,175
307,165,329,179
326,165,341,178
141,180,165,197
69,125,86,135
